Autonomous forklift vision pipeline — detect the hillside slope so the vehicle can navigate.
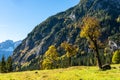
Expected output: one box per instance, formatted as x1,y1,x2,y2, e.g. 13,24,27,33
12,0,120,70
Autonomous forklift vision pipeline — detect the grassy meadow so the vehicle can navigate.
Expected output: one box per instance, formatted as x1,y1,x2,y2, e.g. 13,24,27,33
0,64,120,80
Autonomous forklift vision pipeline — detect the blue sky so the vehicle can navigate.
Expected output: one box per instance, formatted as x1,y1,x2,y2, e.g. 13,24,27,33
0,0,79,42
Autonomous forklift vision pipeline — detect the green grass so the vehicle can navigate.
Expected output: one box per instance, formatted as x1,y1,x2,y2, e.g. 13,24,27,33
0,64,120,80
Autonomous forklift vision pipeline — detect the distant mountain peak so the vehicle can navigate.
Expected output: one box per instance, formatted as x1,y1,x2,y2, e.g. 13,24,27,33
0,40,22,59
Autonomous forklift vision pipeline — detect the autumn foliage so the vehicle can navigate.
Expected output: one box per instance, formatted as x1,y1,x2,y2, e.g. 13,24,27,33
61,41,78,66
112,50,120,64
42,45,59,69
80,17,102,69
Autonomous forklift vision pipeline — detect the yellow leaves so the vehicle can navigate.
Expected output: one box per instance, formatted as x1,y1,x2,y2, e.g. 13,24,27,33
112,50,120,64
80,27,87,38
80,17,101,41
45,45,59,60
61,42,78,57
42,58,53,69
42,45,59,69
80,17,102,51
61,41,68,50
89,42,95,49
117,16,120,23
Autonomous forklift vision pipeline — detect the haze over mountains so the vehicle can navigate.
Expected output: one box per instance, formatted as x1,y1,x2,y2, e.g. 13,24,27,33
0,40,21,59
12,0,120,70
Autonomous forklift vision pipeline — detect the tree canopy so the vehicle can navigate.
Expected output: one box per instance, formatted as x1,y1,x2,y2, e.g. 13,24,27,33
61,41,78,57
42,45,59,69
80,17,101,42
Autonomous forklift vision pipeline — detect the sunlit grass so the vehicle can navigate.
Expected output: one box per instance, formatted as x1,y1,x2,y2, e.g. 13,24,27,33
0,64,120,80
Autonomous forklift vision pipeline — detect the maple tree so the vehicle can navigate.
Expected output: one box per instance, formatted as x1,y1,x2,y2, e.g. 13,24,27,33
80,17,102,69
61,41,78,66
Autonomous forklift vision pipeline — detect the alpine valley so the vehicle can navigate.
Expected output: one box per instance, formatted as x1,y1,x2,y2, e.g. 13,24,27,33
12,0,120,71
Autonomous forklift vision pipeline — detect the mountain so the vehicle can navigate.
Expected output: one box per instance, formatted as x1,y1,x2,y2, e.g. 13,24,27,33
12,0,120,70
0,40,22,59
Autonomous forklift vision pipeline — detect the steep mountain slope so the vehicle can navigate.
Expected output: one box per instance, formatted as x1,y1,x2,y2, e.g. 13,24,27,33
12,0,120,70
0,40,21,59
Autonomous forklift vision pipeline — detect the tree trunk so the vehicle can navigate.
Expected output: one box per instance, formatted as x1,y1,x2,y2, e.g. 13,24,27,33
69,57,71,66
94,41,102,69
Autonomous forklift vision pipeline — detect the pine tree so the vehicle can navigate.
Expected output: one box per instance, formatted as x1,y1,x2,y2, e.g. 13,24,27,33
6,56,13,72
0,55,6,73
0,61,1,72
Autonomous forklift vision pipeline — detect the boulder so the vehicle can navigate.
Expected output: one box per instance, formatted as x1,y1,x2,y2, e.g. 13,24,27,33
102,64,111,70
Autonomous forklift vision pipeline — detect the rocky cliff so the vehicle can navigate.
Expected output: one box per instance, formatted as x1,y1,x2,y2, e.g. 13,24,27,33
12,0,120,70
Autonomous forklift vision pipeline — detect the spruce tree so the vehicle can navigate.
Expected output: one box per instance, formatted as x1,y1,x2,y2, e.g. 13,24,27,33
0,61,1,72
0,55,6,73
6,56,13,72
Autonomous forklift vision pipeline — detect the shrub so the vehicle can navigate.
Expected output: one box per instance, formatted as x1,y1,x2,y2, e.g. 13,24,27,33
112,50,120,64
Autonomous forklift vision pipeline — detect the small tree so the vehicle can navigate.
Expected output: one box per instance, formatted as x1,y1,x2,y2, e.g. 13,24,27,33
112,50,120,64
61,41,78,66
80,17,102,69
6,56,13,72
42,45,59,69
42,58,53,69
0,55,6,73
